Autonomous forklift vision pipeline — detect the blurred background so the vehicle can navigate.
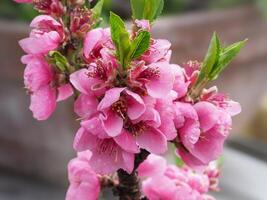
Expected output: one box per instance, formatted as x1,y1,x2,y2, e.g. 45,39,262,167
0,0,267,199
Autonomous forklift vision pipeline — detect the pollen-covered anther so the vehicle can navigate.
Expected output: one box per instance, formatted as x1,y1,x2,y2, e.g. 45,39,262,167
111,100,127,119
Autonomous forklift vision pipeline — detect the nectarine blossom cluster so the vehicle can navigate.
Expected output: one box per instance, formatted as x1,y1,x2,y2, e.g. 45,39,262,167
15,0,245,199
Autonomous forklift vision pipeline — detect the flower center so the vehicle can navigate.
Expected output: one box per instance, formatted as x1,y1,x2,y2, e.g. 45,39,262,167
111,99,127,119
87,61,107,80
125,121,147,136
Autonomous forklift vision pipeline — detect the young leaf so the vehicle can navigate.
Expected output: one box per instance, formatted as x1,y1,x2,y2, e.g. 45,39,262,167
109,12,132,69
118,31,131,69
130,0,164,22
197,32,220,83
143,0,164,21
130,31,151,59
92,0,104,20
209,39,247,80
48,51,69,72
130,0,145,20
110,12,126,49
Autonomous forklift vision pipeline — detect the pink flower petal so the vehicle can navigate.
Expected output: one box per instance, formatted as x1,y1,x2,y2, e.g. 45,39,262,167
114,129,139,153
138,154,167,177
73,128,98,152
100,110,123,137
136,128,167,154
83,28,104,59
29,85,56,120
24,56,53,92
124,89,146,120
57,84,73,101
74,94,98,118
81,117,109,139
194,101,220,132
145,62,174,98
97,87,125,111
70,69,93,95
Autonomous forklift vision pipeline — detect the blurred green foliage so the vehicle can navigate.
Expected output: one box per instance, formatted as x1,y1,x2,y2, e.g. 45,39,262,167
0,1,37,21
0,0,264,22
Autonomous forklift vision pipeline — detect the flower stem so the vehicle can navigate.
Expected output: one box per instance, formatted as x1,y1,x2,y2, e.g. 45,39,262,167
115,150,149,200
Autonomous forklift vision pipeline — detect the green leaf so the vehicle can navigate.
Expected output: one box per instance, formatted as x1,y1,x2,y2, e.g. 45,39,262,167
130,31,151,59
110,12,132,69
198,32,221,83
175,156,184,167
110,12,126,49
118,31,131,69
209,39,247,80
130,0,146,20
49,51,69,72
92,0,104,20
130,0,164,22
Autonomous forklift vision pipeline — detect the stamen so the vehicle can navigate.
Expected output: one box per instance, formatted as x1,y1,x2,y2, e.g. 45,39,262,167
87,61,107,80
125,121,147,136
111,100,127,119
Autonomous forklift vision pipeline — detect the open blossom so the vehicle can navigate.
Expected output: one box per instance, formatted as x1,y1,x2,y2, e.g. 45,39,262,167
83,28,113,63
138,154,217,200
22,55,73,120
19,15,64,55
174,100,239,169
73,127,137,174
129,61,175,98
141,39,172,65
66,150,100,200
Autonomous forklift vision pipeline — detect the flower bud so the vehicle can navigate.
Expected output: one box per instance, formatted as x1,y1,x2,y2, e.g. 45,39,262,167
33,0,65,17
70,7,93,37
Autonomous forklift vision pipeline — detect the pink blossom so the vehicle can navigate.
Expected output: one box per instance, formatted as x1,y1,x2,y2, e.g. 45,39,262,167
83,28,112,62
138,154,217,200
19,15,63,55
70,60,117,98
96,87,167,154
73,127,137,174
97,87,146,137
171,64,189,99
201,87,241,116
24,56,73,120
129,61,175,98
183,61,202,88
66,150,100,200
141,39,172,64
175,101,232,169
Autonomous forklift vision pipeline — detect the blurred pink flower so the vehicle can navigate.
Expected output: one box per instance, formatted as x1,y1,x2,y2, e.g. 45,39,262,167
175,101,232,169
66,150,100,200
23,56,73,120
19,15,63,55
138,154,217,200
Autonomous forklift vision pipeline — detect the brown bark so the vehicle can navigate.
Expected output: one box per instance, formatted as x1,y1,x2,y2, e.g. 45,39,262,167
115,150,149,200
